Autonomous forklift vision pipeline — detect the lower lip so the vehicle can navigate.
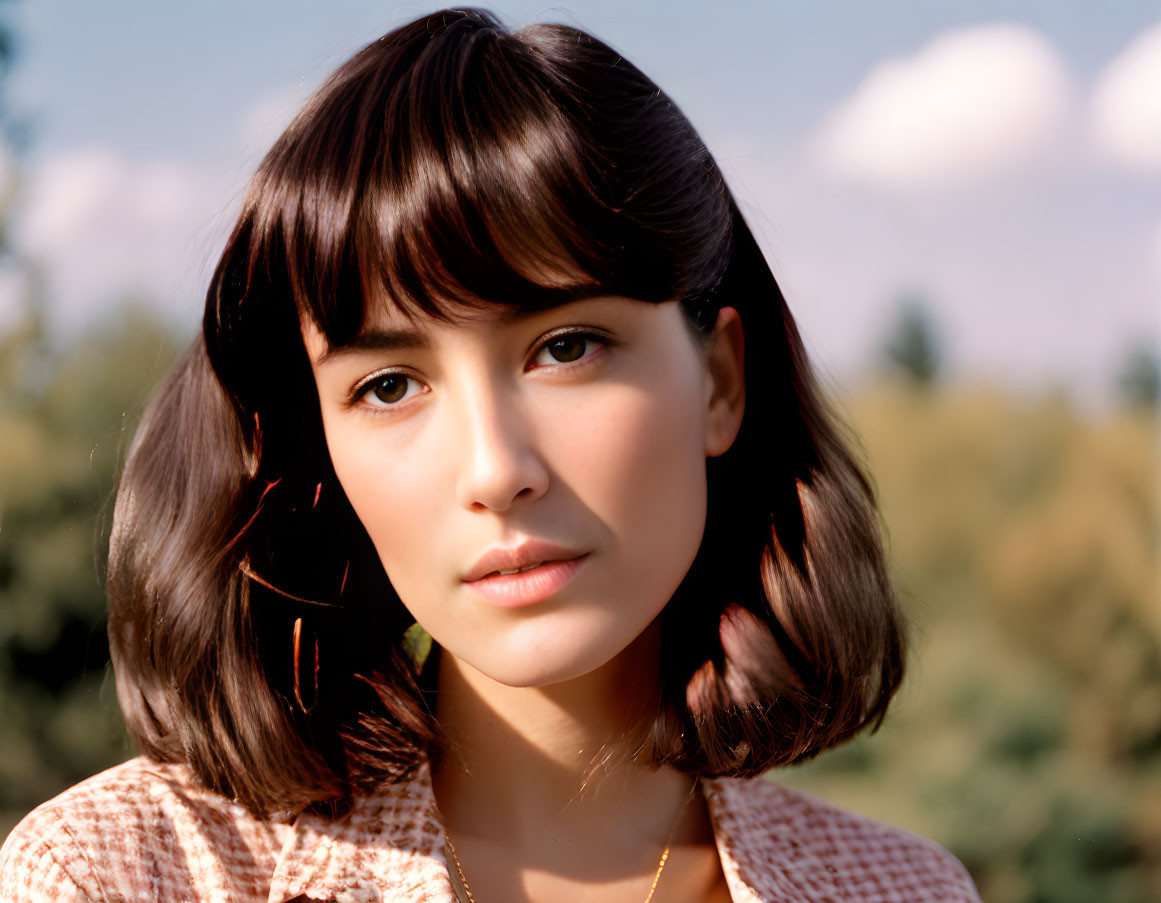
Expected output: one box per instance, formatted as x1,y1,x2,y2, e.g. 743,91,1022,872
463,555,589,608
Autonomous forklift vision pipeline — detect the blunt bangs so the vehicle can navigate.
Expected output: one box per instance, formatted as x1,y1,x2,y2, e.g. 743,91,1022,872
223,9,730,356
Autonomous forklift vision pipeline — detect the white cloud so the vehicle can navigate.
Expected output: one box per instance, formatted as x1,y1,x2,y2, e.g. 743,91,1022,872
14,149,238,332
812,24,1071,189
718,140,1158,410
1090,22,1161,174
9,91,317,335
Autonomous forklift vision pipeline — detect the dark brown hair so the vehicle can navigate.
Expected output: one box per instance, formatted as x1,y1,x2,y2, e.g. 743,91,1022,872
107,7,905,817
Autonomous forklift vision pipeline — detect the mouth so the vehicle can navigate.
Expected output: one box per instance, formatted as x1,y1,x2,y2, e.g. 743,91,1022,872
462,554,590,608
489,561,548,577
462,539,590,584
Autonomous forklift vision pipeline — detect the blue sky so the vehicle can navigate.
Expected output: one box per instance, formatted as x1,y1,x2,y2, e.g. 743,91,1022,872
5,1,1159,405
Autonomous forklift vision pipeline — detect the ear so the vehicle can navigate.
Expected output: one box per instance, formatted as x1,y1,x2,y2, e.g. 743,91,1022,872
703,306,745,458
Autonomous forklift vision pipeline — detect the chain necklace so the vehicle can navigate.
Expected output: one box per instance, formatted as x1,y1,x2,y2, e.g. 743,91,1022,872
443,778,699,903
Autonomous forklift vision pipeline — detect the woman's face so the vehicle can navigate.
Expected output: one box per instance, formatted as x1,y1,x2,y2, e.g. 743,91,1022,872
303,295,744,688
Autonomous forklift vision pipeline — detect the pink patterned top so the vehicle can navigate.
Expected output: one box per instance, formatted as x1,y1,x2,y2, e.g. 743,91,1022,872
0,756,980,902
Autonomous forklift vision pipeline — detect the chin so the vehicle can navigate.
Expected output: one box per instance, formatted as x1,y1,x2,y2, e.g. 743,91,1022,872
459,623,637,689
472,649,617,689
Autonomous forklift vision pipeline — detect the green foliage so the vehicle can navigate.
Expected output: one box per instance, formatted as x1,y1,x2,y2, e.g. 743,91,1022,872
403,621,434,671
1117,344,1160,410
782,381,1161,903
878,295,942,385
0,302,181,834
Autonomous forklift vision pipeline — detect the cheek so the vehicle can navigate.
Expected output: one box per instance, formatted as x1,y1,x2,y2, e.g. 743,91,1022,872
552,370,709,595
321,419,444,593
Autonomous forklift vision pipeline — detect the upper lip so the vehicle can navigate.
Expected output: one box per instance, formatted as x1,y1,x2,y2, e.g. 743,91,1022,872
463,540,588,582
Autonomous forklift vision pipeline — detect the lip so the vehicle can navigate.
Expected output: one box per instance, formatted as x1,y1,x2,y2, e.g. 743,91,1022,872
462,555,590,608
462,539,589,583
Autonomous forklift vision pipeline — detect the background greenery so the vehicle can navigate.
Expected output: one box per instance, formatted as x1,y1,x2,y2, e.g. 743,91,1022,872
784,341,1161,903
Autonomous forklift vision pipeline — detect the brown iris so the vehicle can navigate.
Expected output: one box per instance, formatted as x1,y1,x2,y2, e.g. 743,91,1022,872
371,375,409,404
545,334,586,363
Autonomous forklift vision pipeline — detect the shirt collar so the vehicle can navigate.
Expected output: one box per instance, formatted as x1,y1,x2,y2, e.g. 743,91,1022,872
267,760,453,903
268,762,766,903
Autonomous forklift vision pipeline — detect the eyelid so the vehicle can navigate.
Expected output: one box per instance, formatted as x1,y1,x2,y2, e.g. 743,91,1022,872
347,367,424,409
526,327,615,369
344,326,616,413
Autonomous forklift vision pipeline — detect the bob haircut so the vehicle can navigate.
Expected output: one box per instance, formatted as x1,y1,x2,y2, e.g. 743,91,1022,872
107,7,905,817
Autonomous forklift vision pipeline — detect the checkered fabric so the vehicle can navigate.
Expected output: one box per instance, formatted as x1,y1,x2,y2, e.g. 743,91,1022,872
1,757,980,902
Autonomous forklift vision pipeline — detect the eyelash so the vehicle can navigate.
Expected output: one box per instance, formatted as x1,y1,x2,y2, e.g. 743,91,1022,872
348,328,614,413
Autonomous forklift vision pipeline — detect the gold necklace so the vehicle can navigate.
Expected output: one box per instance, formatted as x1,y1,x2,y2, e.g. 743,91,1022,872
443,778,698,903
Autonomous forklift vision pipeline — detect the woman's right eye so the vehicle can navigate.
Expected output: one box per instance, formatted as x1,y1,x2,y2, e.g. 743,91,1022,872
353,372,424,410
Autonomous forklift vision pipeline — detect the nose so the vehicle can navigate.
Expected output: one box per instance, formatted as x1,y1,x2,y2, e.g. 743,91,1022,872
452,381,550,513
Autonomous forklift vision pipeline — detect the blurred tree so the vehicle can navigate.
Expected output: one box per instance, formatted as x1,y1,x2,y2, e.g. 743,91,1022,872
782,381,1161,903
0,298,182,834
0,0,190,832
877,294,942,386
1117,344,1160,410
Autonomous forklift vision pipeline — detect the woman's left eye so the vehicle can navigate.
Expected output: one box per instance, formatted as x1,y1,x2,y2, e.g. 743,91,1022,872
530,331,607,368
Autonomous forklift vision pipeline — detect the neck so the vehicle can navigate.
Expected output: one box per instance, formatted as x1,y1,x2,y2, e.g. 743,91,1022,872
431,619,692,846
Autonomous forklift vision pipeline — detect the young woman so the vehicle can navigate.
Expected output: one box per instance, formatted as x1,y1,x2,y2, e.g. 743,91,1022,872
1,9,980,902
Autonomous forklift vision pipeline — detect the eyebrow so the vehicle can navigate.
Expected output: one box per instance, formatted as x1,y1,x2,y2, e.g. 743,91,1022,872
314,292,616,365
314,327,429,365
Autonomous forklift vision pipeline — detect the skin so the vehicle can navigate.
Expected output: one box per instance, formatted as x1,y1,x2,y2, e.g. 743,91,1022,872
304,295,745,903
